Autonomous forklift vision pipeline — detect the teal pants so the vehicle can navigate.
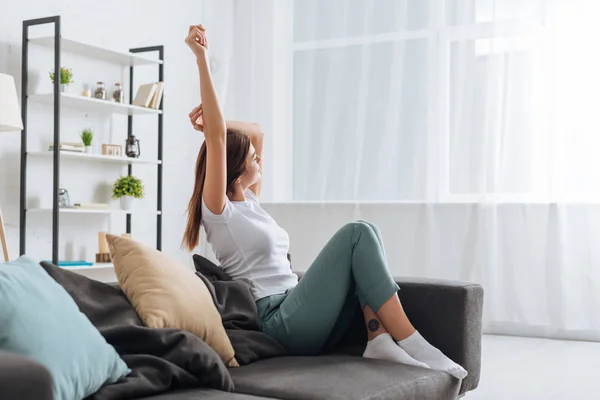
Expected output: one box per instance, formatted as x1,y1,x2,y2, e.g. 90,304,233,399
256,221,400,356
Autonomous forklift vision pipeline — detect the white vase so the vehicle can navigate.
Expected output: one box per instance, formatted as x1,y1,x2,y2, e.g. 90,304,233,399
120,196,135,211
84,146,92,154
60,84,68,93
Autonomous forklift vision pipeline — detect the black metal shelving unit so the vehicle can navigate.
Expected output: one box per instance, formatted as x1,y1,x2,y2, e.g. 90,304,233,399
20,15,164,265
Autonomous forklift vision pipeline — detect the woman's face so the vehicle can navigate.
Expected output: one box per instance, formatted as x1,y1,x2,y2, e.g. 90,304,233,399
240,143,262,188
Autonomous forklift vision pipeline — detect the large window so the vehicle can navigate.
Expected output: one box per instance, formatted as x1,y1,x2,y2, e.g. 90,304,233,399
290,0,550,202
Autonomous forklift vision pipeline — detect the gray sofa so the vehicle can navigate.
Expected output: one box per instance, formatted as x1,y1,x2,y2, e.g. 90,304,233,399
0,277,483,400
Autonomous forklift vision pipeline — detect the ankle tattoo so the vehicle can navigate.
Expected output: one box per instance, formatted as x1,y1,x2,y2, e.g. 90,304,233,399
367,319,380,332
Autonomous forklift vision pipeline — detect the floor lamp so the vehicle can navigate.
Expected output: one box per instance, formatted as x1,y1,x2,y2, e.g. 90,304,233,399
0,73,24,262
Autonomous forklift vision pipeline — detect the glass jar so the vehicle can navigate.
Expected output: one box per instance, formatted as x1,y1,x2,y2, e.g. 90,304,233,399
112,82,123,103
94,81,107,100
81,83,91,97
58,188,70,208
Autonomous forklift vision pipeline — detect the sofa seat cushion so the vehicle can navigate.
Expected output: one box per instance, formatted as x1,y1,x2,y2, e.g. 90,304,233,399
143,388,277,399
229,355,461,400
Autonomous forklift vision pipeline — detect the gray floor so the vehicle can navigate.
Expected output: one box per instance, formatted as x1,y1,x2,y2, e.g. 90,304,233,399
470,335,600,400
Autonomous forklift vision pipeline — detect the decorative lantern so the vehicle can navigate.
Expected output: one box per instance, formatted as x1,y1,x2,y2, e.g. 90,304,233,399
125,135,140,158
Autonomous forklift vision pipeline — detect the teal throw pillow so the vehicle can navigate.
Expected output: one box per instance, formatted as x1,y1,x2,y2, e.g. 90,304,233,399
0,256,130,400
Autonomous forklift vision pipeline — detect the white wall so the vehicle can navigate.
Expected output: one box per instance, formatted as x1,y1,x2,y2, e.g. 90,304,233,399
0,0,228,267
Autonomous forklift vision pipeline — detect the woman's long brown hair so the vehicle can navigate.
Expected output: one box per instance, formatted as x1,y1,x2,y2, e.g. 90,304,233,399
182,130,250,251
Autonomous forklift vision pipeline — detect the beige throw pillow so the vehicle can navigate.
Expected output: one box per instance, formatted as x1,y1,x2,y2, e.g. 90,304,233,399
106,234,238,367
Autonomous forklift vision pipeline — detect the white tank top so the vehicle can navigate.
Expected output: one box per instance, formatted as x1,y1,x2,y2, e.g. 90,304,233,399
201,189,298,300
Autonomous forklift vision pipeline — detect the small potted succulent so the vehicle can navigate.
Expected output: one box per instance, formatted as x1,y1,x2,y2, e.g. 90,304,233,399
80,128,93,154
49,67,73,92
112,175,143,211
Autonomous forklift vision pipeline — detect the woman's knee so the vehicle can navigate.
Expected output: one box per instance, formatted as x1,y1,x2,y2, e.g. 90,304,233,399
355,219,380,234
344,220,378,240
346,220,378,231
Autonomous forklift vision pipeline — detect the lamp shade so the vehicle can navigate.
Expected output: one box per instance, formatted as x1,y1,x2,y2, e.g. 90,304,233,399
0,73,24,132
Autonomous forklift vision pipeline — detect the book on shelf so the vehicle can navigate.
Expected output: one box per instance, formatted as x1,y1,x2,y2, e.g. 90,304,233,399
132,82,158,108
43,260,94,267
48,142,85,152
73,203,109,210
50,148,85,153
132,82,164,109
149,82,164,109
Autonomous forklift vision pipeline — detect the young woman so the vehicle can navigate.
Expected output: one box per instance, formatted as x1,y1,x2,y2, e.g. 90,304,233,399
182,25,467,380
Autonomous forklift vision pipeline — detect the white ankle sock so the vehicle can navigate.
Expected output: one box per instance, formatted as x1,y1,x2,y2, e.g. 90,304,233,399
397,331,468,379
363,333,430,369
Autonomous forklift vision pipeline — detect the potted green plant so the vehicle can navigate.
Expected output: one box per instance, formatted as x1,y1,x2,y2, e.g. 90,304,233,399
80,128,93,154
112,175,143,211
49,67,73,92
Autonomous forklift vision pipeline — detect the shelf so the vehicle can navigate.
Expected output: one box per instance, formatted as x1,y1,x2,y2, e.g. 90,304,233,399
29,93,162,116
28,151,161,165
30,37,162,67
27,208,162,215
20,18,163,268
61,263,114,271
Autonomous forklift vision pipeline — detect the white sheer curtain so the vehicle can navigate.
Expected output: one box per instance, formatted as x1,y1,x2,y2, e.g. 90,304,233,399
207,0,600,341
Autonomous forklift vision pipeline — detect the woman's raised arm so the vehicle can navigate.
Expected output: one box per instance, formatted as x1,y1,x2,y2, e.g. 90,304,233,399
185,25,227,215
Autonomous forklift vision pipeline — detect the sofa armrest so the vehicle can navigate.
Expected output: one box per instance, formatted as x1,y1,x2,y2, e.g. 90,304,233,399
0,350,54,400
395,277,483,395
